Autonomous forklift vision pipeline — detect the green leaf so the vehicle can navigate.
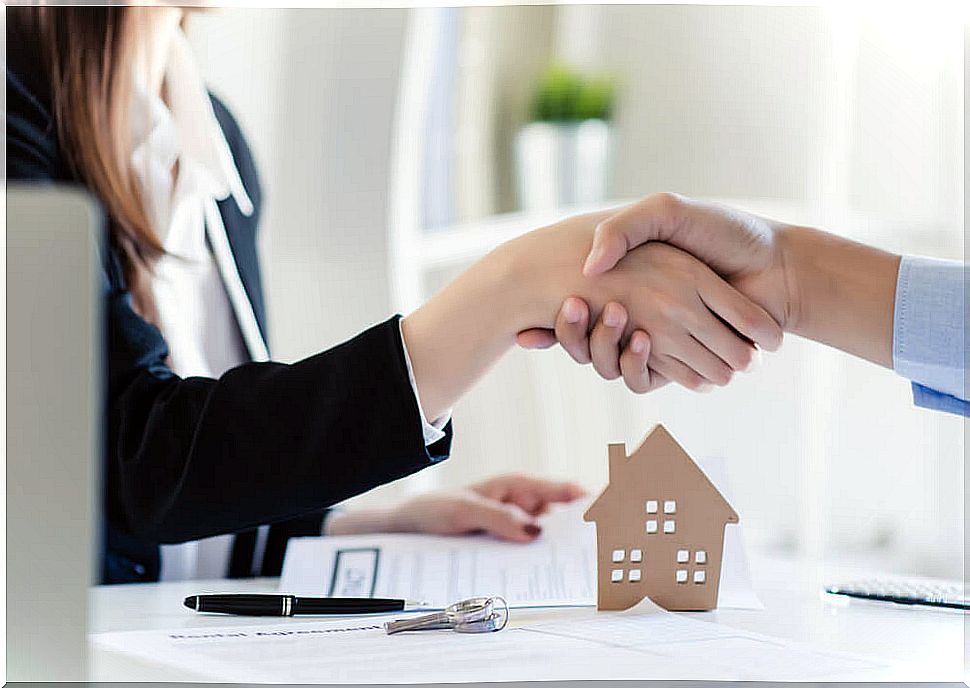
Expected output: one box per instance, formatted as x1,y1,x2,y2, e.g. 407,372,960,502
528,63,617,123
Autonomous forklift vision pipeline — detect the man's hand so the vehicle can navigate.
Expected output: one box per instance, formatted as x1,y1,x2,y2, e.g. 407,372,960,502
325,474,586,543
530,193,901,371
584,193,794,332
518,194,794,388
511,211,782,392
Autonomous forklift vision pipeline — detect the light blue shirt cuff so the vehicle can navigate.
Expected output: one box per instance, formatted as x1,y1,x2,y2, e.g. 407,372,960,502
893,255,968,415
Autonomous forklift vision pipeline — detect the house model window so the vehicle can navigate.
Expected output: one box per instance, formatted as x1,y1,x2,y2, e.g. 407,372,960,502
583,424,739,611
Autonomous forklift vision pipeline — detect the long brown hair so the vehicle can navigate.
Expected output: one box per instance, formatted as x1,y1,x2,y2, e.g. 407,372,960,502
9,7,163,321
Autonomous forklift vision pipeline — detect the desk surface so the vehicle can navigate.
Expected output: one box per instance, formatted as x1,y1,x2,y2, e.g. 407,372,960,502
89,554,965,682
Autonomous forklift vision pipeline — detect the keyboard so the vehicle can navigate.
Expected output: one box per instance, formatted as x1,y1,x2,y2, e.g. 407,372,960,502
825,577,968,610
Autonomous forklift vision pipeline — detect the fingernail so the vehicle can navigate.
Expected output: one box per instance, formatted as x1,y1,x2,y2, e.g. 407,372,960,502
563,299,582,324
523,524,542,537
630,336,645,354
697,383,714,394
603,304,621,328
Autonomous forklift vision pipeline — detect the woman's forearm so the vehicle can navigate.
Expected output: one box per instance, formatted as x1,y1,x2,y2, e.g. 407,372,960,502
401,242,545,422
779,225,901,368
401,211,627,421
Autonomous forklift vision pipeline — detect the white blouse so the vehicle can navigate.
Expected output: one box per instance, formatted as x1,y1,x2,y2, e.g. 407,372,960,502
129,30,448,581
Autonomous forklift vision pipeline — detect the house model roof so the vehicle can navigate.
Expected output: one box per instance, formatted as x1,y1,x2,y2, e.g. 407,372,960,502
584,424,737,524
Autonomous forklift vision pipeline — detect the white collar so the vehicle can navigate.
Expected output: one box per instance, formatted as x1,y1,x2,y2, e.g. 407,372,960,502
130,29,253,219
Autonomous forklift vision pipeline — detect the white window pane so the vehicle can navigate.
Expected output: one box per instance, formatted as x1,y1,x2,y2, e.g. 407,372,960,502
663,520,676,534
612,549,625,563
664,500,677,514
611,569,624,582
676,569,688,583
630,549,642,562
676,549,689,563
694,570,706,584
695,550,707,564
628,569,641,582
645,500,658,514
646,520,658,534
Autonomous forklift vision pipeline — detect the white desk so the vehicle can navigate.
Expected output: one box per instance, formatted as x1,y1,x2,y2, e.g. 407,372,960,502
89,554,965,682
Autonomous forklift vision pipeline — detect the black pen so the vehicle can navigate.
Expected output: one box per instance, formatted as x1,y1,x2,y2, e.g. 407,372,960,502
184,593,426,616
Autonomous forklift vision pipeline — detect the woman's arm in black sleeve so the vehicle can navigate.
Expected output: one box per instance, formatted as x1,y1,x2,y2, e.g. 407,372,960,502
9,65,451,546
106,282,451,544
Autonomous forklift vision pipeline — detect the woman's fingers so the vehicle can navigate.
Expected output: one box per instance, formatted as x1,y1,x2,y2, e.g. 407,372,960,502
460,498,540,542
515,328,558,349
515,477,587,511
474,474,586,515
618,330,655,393
697,271,783,352
589,302,627,380
516,297,593,363
554,297,592,364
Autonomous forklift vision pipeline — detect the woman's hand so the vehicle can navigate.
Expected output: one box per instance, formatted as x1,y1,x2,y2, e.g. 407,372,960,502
325,474,586,543
516,299,665,393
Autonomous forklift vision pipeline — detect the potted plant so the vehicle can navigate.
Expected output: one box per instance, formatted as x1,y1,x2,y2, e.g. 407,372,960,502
515,63,617,211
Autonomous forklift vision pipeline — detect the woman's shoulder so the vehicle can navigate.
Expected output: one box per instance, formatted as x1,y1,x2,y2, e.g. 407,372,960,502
7,60,71,182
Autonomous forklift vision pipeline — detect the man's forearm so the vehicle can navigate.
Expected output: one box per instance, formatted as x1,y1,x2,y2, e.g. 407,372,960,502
779,225,902,368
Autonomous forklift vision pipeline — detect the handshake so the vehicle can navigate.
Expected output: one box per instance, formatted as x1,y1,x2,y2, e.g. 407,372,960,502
509,192,898,394
405,192,899,420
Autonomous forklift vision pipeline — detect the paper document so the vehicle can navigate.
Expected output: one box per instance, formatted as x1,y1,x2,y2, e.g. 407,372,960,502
281,457,762,610
92,604,878,682
280,504,595,608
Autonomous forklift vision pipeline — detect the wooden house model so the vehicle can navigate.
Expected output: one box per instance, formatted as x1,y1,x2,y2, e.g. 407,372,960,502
583,424,738,611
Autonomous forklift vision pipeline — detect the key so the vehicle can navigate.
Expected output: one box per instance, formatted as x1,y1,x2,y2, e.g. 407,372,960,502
384,610,458,635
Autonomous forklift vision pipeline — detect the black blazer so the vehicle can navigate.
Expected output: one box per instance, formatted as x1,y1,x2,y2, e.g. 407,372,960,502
7,42,453,584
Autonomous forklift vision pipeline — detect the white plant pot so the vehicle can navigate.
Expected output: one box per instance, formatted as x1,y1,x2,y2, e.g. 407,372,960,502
515,119,613,211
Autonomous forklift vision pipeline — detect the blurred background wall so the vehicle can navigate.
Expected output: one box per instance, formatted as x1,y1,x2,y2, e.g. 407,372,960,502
187,5,964,578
